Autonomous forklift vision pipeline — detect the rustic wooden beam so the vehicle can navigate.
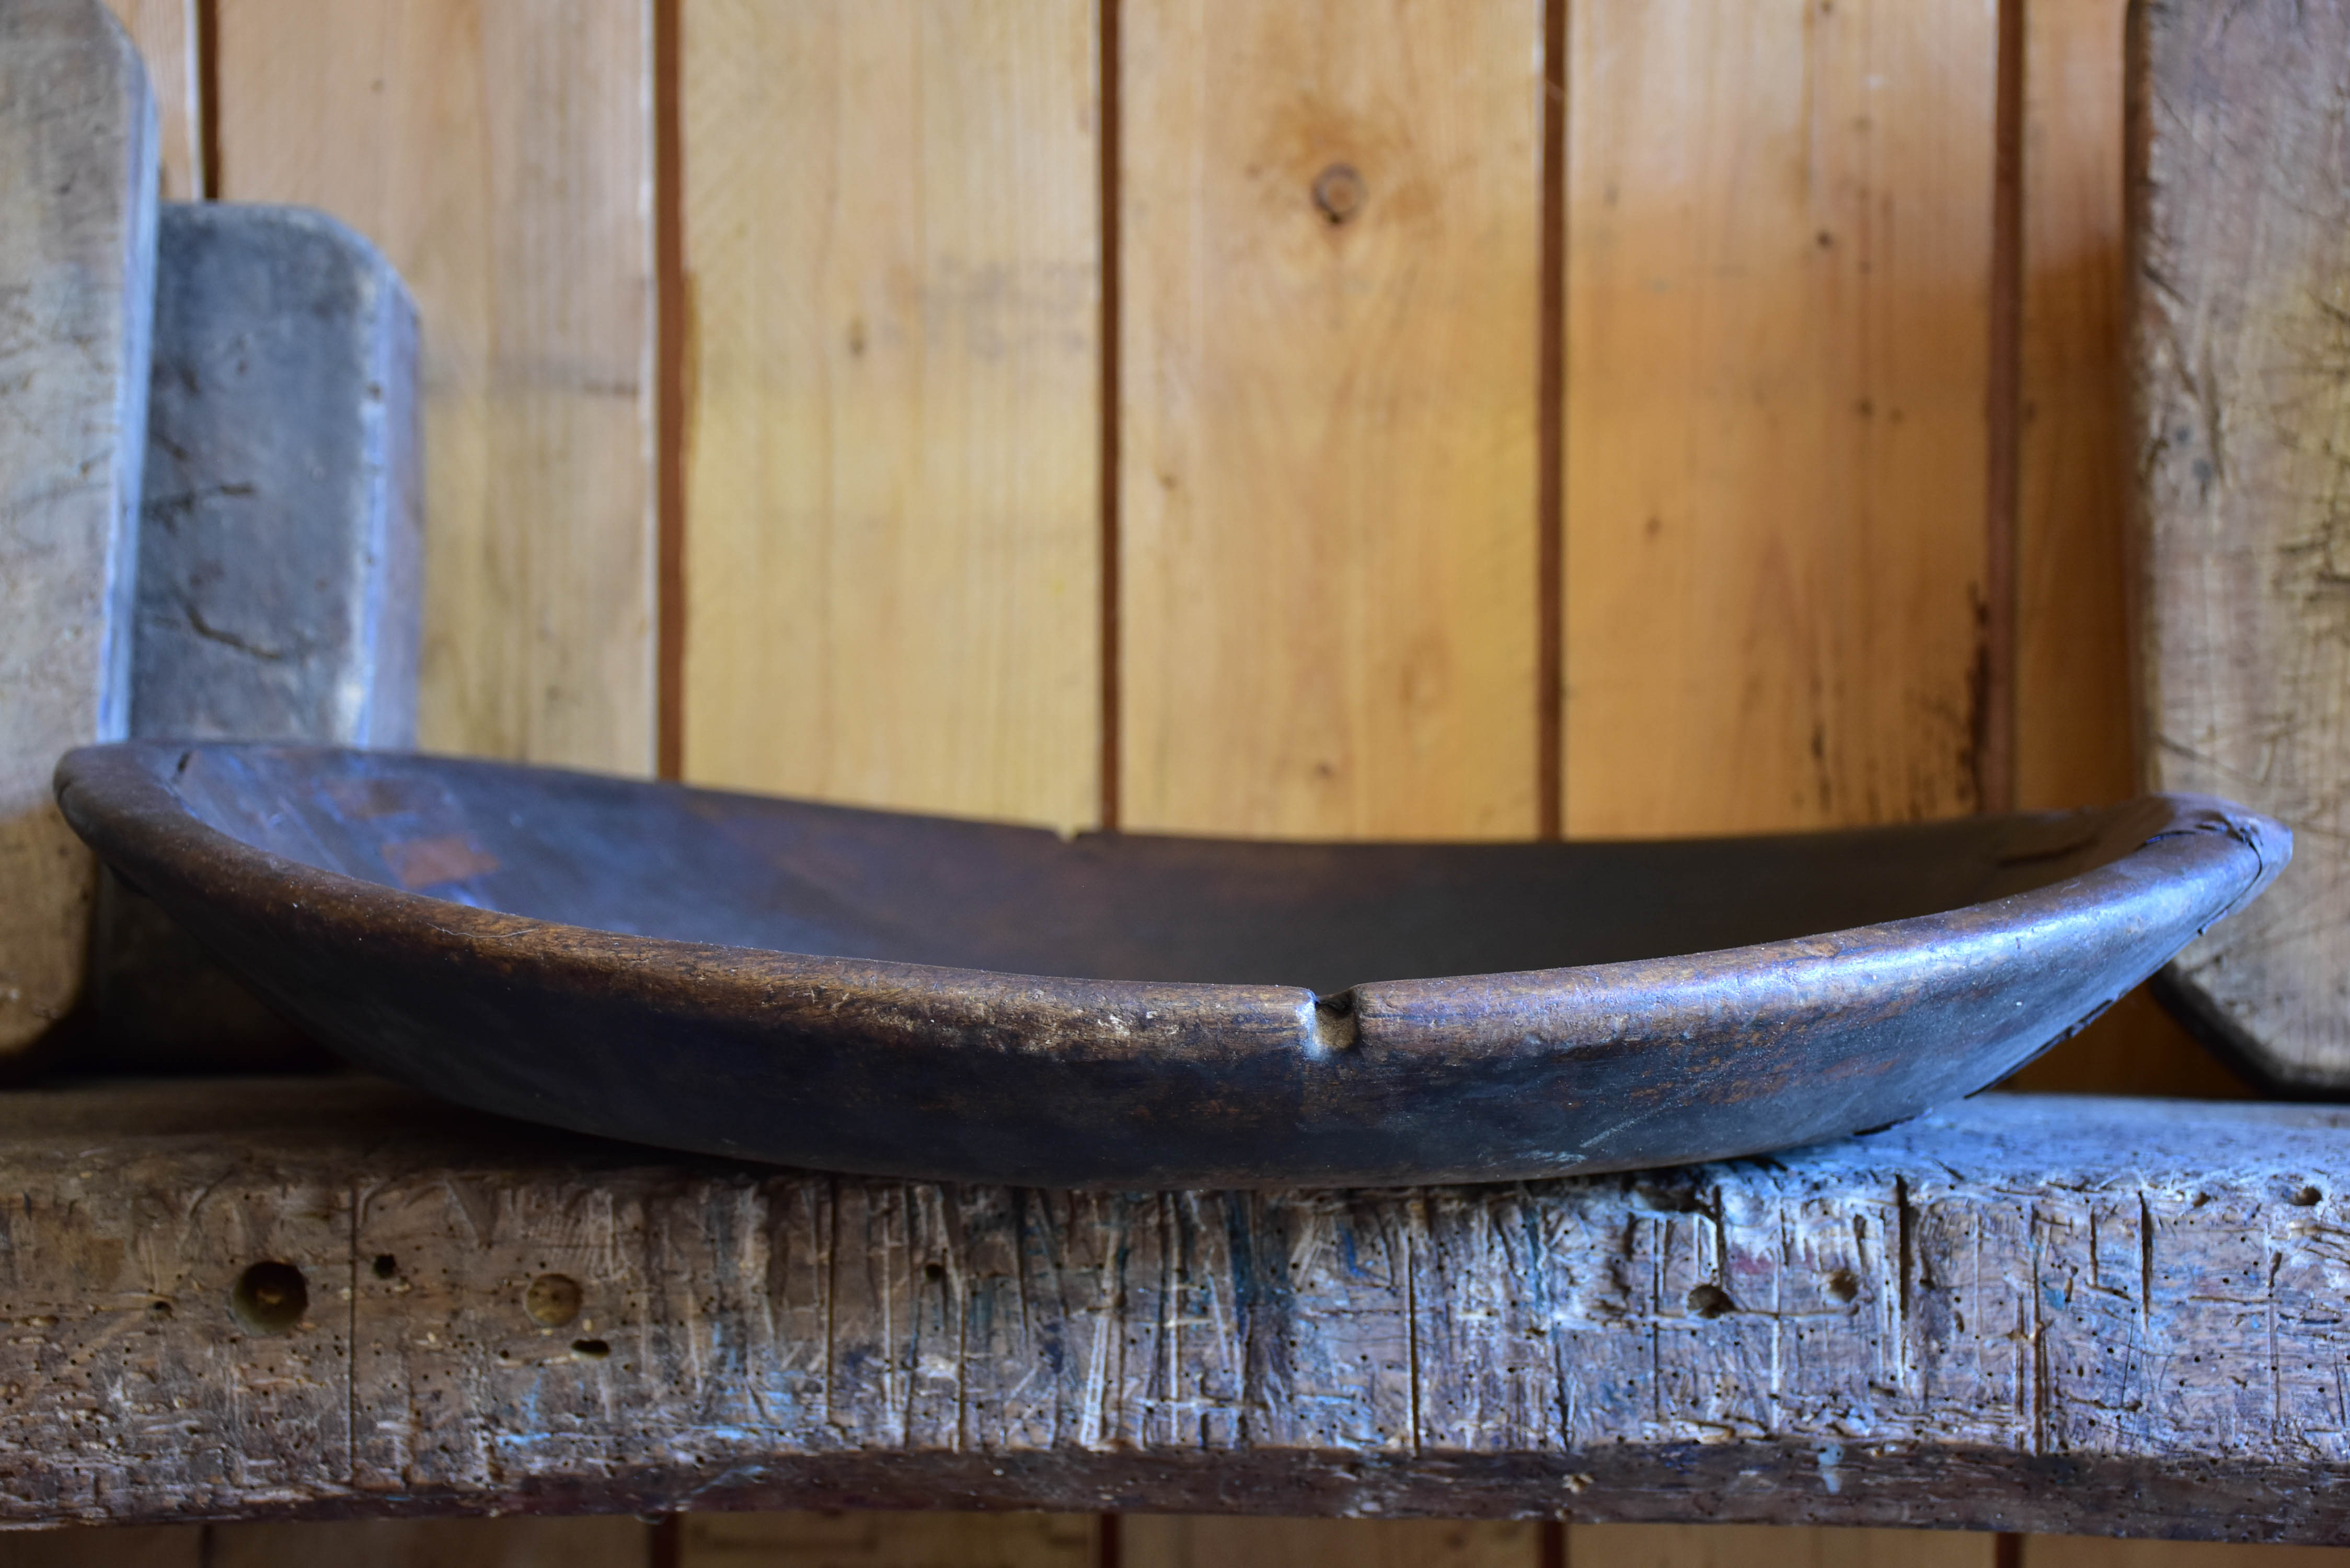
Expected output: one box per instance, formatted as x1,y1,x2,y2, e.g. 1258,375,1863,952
0,0,157,1054
1,1080,2346,1541
2134,0,2350,1092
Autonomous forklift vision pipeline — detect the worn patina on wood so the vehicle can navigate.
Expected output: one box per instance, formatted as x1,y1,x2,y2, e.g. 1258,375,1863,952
86,201,423,1073
2133,0,2350,1091
0,1079,2347,1540
130,203,421,753
53,741,2285,1186
0,0,157,1054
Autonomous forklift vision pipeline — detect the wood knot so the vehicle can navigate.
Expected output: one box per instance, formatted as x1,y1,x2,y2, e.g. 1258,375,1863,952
1312,163,1367,224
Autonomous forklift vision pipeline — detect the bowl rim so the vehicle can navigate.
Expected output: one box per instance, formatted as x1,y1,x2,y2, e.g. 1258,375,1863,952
56,739,2293,1067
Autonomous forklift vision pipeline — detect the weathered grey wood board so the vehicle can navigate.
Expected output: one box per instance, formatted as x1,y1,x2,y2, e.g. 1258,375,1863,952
0,0,156,1053
131,202,421,750
4,1080,2350,1539
85,202,423,1070
2133,0,2350,1089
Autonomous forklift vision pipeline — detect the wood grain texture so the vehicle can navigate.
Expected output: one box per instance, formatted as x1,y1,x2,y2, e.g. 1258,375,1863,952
1999,0,2231,1100
1568,1527,1991,1568
1114,13,1542,1557
674,6,1099,1559
2019,1540,2350,1568
0,1518,653,1566
2132,0,2350,1091
1563,0,1997,837
97,0,197,198
2016,0,2132,821
4,1080,2350,1538
679,0,1100,831
212,0,655,774
1122,1518,1537,1568
1117,0,1543,839
0,1525,204,1566
677,1512,1093,1568
0,0,156,1053
208,1517,651,1566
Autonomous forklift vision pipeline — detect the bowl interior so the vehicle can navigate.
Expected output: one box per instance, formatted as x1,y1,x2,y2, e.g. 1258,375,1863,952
163,745,2135,993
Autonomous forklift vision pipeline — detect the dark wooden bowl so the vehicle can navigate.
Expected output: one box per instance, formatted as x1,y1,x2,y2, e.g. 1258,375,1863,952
56,742,2288,1186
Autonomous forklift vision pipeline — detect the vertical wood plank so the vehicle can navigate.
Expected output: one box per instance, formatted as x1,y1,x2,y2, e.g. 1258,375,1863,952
2124,0,2350,1096
679,0,1100,830
1563,0,1998,837
2013,0,2129,820
208,1517,652,1567
1114,1,1542,1561
1117,0,1544,839
1999,0,2233,1098
0,1524,205,1566
213,0,656,774
1568,1527,1992,1568
2018,1542,2350,1568
1122,1519,1537,1568
673,4,1099,1559
1559,4,2002,1564
99,0,198,197
676,1513,1097,1568
1114,1,1541,1561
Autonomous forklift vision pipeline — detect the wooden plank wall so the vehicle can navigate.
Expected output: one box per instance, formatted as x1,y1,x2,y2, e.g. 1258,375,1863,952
54,0,2258,1563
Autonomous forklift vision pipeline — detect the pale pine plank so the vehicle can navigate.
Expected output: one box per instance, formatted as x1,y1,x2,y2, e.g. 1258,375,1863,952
0,1519,651,1567
1568,1526,1992,1568
1563,0,1998,836
213,0,656,774
207,1517,650,1567
98,0,198,197
1114,6,1542,1566
679,0,1100,831
672,3,1098,1560
1559,7,1999,1558
1116,0,1544,839
1122,1518,1538,1568
0,1524,204,1566
2013,0,2128,819
2000,0,2234,1098
677,1512,1096,1568
2020,1542,2350,1568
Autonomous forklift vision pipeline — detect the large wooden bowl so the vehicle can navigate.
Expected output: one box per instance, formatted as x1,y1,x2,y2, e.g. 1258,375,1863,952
56,742,2288,1186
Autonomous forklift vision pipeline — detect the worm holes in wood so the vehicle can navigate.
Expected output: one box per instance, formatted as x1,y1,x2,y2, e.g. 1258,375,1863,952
527,1273,583,1328
372,1253,397,1278
1685,1283,1736,1319
571,1338,611,1361
232,1261,308,1334
1632,1181,1707,1214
